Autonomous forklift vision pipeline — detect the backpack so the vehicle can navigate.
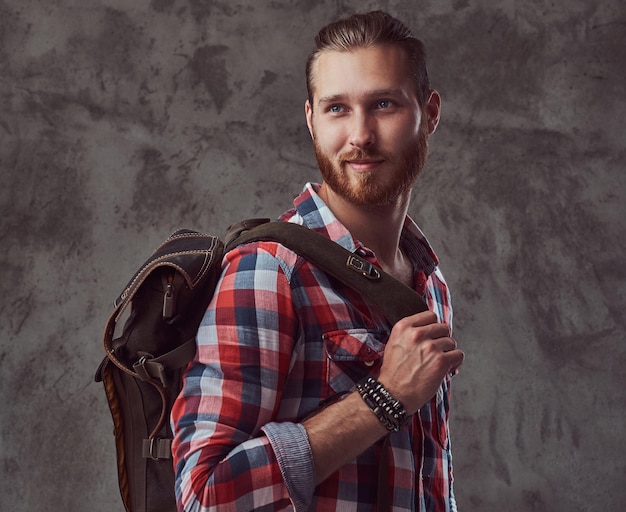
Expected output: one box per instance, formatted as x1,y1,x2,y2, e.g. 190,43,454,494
95,218,428,512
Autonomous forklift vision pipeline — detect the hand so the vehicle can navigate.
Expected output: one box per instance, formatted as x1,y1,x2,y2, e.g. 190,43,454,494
378,311,464,415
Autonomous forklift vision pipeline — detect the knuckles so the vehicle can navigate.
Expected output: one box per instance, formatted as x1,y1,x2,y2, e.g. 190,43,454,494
392,315,451,342
393,315,415,332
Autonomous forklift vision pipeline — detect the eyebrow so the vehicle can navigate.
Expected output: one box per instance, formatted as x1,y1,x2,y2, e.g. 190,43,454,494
317,89,407,107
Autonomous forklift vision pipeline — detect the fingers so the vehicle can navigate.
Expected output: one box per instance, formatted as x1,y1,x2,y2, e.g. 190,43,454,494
395,312,450,343
436,336,457,353
389,311,463,375
446,348,465,376
404,310,439,328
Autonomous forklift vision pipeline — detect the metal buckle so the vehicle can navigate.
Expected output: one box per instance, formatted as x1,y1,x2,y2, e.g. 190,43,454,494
133,354,167,387
143,437,171,460
346,255,381,280
148,438,160,460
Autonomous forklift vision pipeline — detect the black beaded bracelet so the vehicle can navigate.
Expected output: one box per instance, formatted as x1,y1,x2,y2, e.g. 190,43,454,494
356,376,409,432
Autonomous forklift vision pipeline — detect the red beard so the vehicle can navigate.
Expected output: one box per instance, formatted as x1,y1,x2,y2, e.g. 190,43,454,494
314,122,429,207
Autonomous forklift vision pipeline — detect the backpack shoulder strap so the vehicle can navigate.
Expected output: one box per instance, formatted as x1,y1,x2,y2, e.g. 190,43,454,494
226,220,429,325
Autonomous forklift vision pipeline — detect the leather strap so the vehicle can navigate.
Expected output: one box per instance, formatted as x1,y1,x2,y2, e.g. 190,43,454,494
132,337,197,387
228,221,429,324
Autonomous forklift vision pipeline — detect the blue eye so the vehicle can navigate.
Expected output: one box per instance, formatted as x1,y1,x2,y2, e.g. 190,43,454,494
329,105,343,113
377,100,392,109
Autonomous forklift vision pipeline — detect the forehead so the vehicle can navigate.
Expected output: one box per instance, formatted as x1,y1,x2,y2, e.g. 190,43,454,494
310,45,415,104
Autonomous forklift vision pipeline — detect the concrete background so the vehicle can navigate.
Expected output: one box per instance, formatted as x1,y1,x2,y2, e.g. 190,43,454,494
1,0,624,510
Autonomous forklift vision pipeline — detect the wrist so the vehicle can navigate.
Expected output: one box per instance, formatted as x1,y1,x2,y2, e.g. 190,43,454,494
356,376,409,432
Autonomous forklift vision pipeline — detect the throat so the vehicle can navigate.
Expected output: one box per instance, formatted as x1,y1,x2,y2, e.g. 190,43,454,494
380,250,414,287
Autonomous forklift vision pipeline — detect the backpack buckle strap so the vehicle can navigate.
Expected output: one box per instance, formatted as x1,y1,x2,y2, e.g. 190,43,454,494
154,338,197,372
133,354,167,387
142,437,172,460
132,338,197,387
346,254,381,280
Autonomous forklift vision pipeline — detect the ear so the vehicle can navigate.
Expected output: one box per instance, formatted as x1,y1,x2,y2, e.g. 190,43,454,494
424,90,441,135
305,100,314,139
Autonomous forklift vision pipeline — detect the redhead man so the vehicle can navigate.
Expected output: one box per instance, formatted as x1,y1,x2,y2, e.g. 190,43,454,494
172,10,464,511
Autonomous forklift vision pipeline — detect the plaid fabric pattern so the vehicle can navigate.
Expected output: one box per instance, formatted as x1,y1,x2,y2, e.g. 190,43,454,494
171,183,457,511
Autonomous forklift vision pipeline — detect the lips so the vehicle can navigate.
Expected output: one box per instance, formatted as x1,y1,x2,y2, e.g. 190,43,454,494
339,148,388,173
345,159,384,172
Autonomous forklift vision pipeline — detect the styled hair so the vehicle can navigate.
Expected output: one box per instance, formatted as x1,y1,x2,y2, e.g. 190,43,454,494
306,10,431,107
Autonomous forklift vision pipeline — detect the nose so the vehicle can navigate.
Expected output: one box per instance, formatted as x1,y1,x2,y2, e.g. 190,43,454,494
349,112,375,149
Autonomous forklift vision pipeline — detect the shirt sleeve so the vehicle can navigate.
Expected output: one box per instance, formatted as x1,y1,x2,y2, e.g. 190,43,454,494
171,243,316,511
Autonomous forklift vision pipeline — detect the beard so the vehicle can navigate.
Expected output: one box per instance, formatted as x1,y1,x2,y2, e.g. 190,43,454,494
314,121,429,208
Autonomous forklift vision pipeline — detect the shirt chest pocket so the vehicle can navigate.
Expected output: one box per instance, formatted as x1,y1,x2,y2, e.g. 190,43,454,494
321,329,387,398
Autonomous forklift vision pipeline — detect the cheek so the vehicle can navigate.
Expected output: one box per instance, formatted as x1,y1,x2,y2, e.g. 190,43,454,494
395,116,421,137
314,123,345,156
386,119,421,150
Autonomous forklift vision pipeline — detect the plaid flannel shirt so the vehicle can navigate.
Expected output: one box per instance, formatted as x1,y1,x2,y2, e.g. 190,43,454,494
171,183,457,511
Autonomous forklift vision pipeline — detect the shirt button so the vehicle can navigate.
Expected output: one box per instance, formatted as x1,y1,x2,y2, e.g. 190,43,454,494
364,360,375,367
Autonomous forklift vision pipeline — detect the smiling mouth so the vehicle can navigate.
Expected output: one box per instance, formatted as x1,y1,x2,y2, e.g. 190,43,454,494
346,159,384,171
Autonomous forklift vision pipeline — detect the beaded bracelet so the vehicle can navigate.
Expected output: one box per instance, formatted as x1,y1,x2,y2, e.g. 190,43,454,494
356,376,409,432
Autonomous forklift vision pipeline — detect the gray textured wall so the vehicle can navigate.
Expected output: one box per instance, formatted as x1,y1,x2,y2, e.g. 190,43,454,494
1,1,624,511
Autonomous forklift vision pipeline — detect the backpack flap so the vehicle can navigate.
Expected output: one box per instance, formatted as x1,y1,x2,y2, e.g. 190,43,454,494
102,229,223,379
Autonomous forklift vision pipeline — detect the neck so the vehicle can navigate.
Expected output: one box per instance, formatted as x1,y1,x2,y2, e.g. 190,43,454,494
319,183,413,283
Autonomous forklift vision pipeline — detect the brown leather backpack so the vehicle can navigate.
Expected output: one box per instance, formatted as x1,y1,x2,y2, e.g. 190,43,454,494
95,219,427,512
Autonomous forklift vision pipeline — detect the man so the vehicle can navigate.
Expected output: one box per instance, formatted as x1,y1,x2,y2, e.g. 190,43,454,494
172,10,464,511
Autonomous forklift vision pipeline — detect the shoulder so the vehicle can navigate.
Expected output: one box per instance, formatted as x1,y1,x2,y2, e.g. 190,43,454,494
223,238,304,283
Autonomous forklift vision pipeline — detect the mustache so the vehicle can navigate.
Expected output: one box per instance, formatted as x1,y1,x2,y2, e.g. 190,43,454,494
339,149,391,162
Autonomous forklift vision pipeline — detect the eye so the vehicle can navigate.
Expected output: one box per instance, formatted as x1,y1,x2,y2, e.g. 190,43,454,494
328,104,344,113
377,100,393,109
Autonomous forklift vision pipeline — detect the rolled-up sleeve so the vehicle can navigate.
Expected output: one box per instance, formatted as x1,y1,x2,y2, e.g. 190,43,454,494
262,421,315,511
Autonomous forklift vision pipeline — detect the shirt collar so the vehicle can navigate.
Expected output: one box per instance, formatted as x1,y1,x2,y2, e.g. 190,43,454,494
283,182,439,276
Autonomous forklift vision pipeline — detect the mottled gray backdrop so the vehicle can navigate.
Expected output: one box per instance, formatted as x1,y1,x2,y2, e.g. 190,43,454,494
1,0,625,511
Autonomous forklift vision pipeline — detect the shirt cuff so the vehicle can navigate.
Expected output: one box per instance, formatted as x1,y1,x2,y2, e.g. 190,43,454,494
262,421,315,511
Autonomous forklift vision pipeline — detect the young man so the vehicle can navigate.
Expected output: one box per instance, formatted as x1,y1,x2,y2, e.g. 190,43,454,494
172,10,464,511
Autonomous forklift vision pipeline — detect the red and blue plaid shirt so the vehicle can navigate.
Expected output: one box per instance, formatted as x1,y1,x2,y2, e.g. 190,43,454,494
172,183,457,511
